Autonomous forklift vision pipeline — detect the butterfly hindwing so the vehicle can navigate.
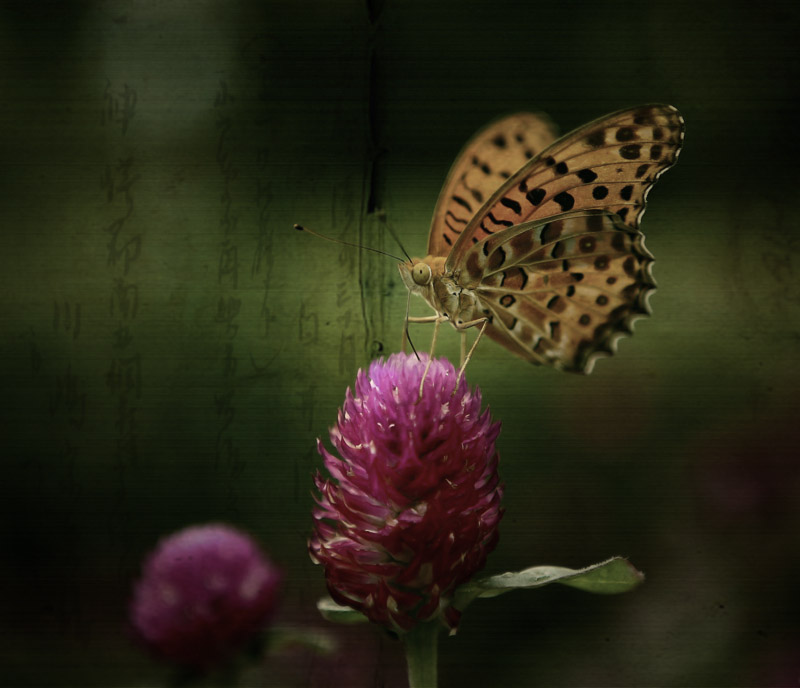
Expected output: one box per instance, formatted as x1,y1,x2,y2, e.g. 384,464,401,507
446,104,684,271
428,112,558,258
461,210,655,373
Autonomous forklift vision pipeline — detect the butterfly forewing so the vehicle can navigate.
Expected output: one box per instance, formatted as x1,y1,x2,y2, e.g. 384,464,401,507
461,210,656,373
428,112,558,257
446,104,684,271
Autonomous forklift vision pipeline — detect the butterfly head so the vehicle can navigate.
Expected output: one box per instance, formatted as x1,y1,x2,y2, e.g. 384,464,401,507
398,258,432,292
411,261,432,286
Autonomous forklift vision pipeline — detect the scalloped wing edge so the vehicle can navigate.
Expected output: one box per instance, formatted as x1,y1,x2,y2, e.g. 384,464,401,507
467,210,657,373
578,226,656,374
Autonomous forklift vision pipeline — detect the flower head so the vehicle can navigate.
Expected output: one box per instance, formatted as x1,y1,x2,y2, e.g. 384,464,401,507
130,523,281,670
309,353,503,633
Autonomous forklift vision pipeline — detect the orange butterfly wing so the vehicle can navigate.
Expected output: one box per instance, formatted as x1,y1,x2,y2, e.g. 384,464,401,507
446,104,684,271
428,112,558,257
458,210,656,372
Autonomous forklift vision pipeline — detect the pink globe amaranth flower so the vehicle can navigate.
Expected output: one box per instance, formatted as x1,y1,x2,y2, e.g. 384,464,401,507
309,353,504,633
130,523,281,670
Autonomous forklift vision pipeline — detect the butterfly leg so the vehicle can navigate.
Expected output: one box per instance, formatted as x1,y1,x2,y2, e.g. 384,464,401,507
403,314,440,353
417,315,448,401
454,317,489,391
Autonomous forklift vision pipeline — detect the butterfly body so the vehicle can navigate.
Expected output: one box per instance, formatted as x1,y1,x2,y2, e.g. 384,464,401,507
398,256,482,330
405,104,684,373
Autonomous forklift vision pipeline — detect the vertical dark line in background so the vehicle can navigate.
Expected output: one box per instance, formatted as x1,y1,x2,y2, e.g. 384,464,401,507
365,46,382,216
365,0,387,217
357,0,389,362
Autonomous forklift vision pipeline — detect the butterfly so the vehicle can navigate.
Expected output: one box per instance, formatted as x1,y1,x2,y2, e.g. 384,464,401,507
398,103,684,375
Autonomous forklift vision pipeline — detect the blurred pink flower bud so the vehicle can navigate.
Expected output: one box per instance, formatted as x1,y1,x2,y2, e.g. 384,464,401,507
130,523,281,670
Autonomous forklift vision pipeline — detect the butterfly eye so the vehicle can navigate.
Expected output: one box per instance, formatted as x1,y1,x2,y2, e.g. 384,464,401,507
412,263,432,286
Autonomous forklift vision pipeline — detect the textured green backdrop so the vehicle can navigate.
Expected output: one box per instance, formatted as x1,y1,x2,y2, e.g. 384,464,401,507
1,0,799,685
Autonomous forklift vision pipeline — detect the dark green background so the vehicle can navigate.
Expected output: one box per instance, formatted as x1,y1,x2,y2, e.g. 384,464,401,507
2,0,798,685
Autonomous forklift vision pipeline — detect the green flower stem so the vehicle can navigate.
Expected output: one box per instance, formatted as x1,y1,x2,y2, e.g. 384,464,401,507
402,622,440,688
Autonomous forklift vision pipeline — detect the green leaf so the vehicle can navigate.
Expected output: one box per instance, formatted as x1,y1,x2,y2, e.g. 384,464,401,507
316,595,370,624
454,557,644,610
268,626,338,655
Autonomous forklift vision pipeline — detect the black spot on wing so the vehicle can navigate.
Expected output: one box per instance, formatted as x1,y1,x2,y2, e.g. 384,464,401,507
553,191,575,211
540,223,560,244
452,195,472,212
612,233,627,251
488,246,507,271
619,144,641,160
500,294,515,307
444,216,465,233
500,197,522,214
577,168,598,183
620,185,634,201
487,212,514,228
592,186,609,200
492,134,507,148
444,210,468,226
586,213,605,232
526,188,546,205
616,127,635,142
555,161,569,175
623,256,636,276
586,130,605,147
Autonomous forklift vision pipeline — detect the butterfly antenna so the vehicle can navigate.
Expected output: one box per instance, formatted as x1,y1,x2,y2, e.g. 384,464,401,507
404,289,420,361
384,222,412,263
293,224,405,262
